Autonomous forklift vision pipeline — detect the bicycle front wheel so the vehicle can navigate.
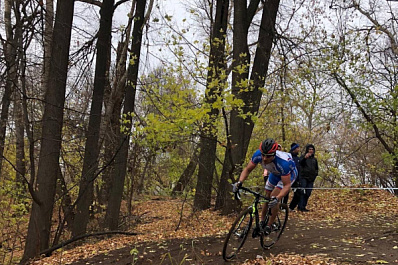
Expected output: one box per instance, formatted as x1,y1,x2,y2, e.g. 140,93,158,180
222,207,253,261
260,203,288,249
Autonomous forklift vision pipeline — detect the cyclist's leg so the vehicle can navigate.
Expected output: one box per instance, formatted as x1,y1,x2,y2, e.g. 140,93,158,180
261,189,272,222
268,187,282,226
266,173,287,226
262,174,279,222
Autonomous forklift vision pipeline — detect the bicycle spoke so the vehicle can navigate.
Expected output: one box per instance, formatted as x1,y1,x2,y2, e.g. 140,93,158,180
223,208,252,261
260,203,288,249
224,186,289,259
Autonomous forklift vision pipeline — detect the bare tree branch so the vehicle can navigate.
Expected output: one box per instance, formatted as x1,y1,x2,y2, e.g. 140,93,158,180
77,0,102,7
333,72,394,154
352,0,398,55
40,231,137,257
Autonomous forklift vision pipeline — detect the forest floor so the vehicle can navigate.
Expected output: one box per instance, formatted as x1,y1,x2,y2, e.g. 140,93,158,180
29,188,398,265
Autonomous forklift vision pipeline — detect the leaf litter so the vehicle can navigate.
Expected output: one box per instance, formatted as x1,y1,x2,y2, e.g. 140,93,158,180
30,187,398,264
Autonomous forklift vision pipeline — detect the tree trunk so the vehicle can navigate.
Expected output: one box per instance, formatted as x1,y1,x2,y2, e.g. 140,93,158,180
137,155,152,194
22,61,37,186
52,165,74,246
42,0,54,98
105,0,147,230
15,88,25,189
280,57,287,143
193,0,230,210
0,0,20,179
73,0,115,237
21,0,75,262
28,0,53,186
127,143,140,214
217,0,280,212
172,147,199,195
394,158,398,196
99,15,133,211
216,0,250,211
11,2,25,189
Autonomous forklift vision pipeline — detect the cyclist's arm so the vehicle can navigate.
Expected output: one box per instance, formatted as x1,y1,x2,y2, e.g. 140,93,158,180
276,174,291,200
238,161,257,184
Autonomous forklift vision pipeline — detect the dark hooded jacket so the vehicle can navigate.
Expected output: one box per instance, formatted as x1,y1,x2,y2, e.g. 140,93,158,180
299,144,318,182
289,146,301,187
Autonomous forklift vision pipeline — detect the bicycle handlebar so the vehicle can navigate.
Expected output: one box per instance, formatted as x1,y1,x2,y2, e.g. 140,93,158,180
233,185,269,201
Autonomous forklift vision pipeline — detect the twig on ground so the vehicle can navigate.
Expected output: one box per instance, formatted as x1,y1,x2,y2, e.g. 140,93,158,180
40,231,137,257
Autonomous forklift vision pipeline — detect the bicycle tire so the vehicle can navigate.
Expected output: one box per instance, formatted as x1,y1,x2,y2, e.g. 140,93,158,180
260,203,288,249
222,207,253,261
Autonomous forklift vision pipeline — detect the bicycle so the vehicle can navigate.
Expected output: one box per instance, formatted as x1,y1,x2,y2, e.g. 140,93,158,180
222,185,289,261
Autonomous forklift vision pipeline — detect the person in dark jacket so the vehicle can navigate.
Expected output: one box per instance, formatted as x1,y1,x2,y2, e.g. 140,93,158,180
288,143,301,211
298,144,318,212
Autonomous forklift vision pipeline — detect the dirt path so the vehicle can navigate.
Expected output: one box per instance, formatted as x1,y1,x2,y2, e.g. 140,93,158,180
68,214,398,265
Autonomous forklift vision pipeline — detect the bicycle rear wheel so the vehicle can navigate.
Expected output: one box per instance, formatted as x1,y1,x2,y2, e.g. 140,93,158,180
222,207,253,261
260,203,288,249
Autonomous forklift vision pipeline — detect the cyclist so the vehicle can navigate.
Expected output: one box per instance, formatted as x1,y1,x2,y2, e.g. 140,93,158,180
233,138,298,235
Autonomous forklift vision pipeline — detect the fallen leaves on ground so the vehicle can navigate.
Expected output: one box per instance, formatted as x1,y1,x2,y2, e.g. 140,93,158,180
30,187,398,264
243,253,337,264
293,187,398,222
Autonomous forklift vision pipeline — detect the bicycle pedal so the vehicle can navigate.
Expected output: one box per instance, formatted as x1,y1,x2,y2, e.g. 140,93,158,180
252,227,260,238
258,225,271,236
271,223,279,231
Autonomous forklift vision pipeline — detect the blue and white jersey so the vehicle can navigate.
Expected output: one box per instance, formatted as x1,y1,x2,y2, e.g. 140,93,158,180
250,150,297,179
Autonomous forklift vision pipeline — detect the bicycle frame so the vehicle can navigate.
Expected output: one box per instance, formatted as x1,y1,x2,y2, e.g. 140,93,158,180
236,186,270,235
223,185,289,261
